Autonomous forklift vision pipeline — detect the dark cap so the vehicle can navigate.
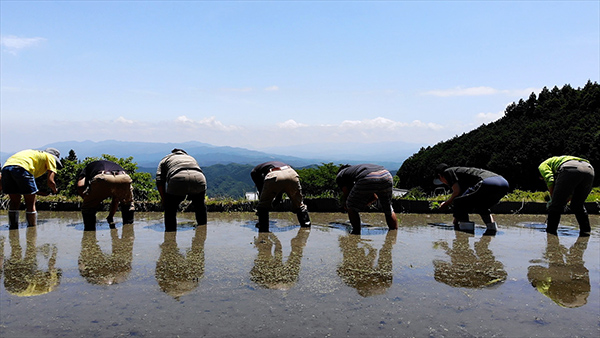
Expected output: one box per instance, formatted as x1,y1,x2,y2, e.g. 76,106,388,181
171,148,188,154
433,163,448,185
435,163,448,175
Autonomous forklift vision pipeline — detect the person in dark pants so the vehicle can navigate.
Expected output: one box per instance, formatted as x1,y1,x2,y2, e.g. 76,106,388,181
336,164,398,235
435,164,509,233
538,156,595,236
77,160,135,231
251,161,311,232
156,149,207,232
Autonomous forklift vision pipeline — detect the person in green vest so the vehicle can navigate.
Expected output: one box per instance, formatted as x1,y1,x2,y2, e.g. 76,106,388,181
538,156,595,236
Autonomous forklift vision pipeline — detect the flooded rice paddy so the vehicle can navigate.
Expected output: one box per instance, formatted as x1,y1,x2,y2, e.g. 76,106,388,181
0,211,598,337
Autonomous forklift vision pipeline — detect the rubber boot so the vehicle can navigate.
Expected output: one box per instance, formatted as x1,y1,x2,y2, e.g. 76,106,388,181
256,208,270,233
484,222,497,236
296,210,311,227
195,206,207,226
106,215,116,227
82,210,97,231
546,213,560,235
458,221,475,232
575,212,591,236
8,210,19,230
26,211,37,227
121,209,135,224
164,209,178,232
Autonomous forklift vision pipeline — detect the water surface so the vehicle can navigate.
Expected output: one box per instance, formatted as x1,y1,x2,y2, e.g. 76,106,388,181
1,212,598,337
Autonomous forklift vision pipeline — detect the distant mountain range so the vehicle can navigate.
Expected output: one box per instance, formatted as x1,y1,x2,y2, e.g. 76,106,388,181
1,139,417,172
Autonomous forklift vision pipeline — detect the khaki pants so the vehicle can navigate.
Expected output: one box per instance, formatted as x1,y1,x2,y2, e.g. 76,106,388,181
82,173,134,211
258,168,307,212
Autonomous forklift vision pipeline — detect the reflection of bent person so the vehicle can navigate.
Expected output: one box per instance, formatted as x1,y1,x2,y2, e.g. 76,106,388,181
433,231,507,288
3,227,62,296
155,225,207,299
78,223,135,285
528,235,590,308
1,235,5,277
337,230,397,297
250,228,310,290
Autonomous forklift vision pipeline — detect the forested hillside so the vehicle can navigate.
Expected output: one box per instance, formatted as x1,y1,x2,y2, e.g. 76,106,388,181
202,163,256,198
397,81,600,192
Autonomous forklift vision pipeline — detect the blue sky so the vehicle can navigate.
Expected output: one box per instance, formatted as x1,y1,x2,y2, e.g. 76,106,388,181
1,1,598,156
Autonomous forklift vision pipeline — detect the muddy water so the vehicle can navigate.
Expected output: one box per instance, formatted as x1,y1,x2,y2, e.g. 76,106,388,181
0,211,598,337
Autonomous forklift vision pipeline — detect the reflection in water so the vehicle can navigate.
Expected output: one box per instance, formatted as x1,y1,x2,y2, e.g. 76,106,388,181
528,235,590,308
155,225,207,299
3,227,62,296
337,230,397,297
1,235,4,277
433,231,507,288
250,228,310,290
79,224,135,285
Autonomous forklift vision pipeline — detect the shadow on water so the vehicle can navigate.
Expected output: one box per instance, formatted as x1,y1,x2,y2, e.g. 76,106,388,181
326,221,390,235
428,221,507,236
240,219,300,233
67,220,134,232
145,221,198,232
516,221,581,236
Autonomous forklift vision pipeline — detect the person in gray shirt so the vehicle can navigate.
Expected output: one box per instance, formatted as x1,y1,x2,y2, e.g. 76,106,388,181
435,163,509,233
156,149,207,231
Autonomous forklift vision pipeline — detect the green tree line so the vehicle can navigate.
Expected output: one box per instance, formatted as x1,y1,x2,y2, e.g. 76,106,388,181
397,81,600,192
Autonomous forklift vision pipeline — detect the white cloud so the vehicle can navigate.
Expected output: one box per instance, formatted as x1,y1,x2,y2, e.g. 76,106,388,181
278,119,307,129
175,115,194,123
115,116,134,124
339,117,444,131
475,111,504,124
174,116,241,131
1,35,46,54
264,86,279,92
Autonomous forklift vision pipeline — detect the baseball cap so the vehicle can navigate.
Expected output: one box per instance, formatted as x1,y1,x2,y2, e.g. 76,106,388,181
44,148,63,169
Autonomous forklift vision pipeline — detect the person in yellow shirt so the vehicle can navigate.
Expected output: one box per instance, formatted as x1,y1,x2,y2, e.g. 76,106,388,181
1,148,62,229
